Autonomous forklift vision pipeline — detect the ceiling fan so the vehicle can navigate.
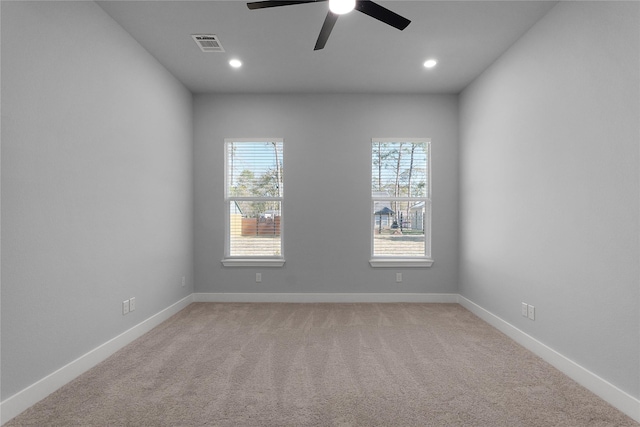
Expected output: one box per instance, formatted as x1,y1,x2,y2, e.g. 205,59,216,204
246,0,411,51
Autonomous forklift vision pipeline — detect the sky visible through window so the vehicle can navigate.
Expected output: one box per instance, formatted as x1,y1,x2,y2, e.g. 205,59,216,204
372,141,428,198
228,141,284,199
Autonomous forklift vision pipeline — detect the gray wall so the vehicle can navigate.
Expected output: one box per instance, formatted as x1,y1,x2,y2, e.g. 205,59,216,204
194,94,459,294
1,1,194,399
459,1,639,398
5,0,637,413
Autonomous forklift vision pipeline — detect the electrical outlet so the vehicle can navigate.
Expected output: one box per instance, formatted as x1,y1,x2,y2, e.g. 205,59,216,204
181,276,186,287
129,297,136,312
396,273,402,283
256,273,262,283
122,300,130,315
528,305,535,320
521,302,528,317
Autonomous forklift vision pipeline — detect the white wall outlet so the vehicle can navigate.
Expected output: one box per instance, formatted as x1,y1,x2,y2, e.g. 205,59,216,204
256,273,262,283
528,305,535,320
129,297,136,312
521,302,528,317
396,272,402,283
122,300,130,315
181,276,186,287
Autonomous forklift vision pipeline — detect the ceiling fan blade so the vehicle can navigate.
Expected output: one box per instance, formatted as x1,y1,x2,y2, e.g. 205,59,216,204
247,0,324,10
314,11,339,50
355,0,410,31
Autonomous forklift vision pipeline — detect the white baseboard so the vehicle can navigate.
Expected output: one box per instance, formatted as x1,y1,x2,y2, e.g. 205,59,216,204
3,293,638,425
0,294,194,426
457,295,640,423
193,292,459,303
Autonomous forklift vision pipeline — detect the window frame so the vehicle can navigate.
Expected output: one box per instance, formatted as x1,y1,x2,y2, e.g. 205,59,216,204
369,138,433,268
221,138,285,267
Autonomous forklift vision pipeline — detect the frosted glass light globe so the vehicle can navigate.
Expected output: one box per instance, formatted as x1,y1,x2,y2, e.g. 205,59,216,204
329,0,355,15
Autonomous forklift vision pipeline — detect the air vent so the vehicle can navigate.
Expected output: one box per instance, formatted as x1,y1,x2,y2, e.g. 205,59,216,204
191,34,225,52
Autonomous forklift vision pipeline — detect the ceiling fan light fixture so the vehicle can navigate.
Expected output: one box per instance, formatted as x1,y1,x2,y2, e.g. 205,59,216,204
247,0,410,50
329,0,355,15
423,59,438,69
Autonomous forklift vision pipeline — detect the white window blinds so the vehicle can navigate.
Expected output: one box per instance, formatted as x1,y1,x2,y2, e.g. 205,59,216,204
371,139,431,259
225,140,284,259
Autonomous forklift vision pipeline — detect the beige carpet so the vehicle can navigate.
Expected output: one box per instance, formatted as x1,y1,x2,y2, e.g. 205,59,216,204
6,303,638,426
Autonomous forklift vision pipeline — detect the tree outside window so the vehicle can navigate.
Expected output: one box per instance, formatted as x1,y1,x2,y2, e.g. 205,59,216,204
371,139,431,259
225,140,284,259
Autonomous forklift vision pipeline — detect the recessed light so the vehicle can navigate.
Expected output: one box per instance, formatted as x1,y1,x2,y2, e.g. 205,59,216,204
423,59,438,69
229,59,242,68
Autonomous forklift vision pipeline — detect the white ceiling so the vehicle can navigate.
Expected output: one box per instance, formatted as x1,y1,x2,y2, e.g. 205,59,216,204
97,0,557,94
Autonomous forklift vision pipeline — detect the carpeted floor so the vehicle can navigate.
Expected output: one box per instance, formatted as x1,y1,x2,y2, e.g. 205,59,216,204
6,303,638,426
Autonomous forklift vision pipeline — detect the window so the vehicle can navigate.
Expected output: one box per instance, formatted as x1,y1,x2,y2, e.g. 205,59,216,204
370,138,433,267
222,139,284,267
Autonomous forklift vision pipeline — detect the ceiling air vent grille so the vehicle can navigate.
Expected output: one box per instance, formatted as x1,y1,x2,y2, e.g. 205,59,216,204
191,34,225,52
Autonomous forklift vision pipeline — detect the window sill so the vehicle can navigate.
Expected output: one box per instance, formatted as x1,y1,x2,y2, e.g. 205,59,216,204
221,258,285,268
369,258,434,268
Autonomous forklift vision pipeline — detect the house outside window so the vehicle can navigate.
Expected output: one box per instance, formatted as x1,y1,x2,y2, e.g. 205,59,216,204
222,139,285,267
370,138,433,267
